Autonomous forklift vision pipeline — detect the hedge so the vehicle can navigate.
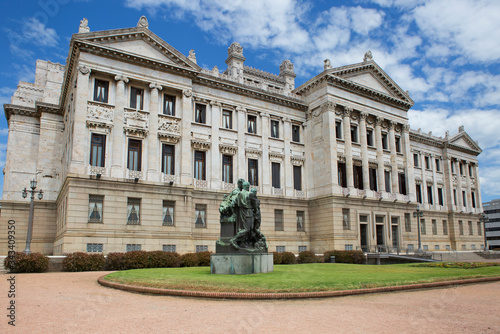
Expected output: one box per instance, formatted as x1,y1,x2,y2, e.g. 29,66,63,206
297,251,320,263
273,252,296,264
3,252,49,273
323,250,366,264
62,252,105,272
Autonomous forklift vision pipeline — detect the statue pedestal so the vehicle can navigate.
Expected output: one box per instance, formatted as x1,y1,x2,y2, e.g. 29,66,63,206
210,253,273,275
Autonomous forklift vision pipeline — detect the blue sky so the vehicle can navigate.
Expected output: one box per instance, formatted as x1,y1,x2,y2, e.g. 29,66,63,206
1,0,499,202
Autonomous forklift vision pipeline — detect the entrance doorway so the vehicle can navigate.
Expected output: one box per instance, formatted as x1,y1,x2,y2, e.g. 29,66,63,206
392,225,399,249
360,224,368,252
376,225,384,250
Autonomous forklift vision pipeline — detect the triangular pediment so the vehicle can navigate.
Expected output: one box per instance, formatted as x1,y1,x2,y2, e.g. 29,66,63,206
343,72,394,96
449,131,482,153
74,27,200,71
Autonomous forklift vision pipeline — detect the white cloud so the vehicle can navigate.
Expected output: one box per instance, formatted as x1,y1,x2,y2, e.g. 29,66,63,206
23,18,59,47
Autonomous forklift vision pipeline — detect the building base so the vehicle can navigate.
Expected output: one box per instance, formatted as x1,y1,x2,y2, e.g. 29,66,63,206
210,253,273,275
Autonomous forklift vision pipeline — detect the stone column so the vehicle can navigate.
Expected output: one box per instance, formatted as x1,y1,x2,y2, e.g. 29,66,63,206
430,154,437,207
457,160,463,209
180,89,193,185
420,154,428,205
343,107,354,188
465,161,472,208
389,121,398,193
211,101,221,189
328,107,338,187
359,112,369,191
402,125,415,201
146,83,162,182
110,75,128,178
236,107,246,181
375,117,385,192
283,117,293,196
474,164,483,211
261,112,271,194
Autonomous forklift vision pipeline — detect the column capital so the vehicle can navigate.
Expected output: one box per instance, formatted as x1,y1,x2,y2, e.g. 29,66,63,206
359,111,368,120
402,124,410,132
374,116,383,126
343,107,353,118
149,82,163,91
182,89,193,98
321,101,336,113
78,66,91,76
114,75,129,83
388,120,396,130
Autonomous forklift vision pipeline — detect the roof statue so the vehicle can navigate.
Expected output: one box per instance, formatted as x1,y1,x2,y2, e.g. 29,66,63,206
324,59,332,70
137,15,149,29
188,49,197,64
78,18,90,33
363,50,373,62
228,42,243,56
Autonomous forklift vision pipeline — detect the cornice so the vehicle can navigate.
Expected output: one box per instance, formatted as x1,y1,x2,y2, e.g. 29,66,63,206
4,104,37,121
409,132,481,156
243,65,285,85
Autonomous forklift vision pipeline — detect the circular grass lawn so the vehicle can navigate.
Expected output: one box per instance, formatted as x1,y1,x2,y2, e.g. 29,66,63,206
103,263,500,294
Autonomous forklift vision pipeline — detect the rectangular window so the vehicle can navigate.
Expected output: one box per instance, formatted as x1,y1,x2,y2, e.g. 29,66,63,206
477,222,482,235
382,133,388,150
248,159,259,186
399,173,407,195
450,161,455,173
468,221,473,235
443,220,448,235
385,170,391,192
126,244,141,252
438,188,444,206
345,244,353,251
195,103,206,124
161,144,175,175
395,136,401,153
163,94,176,115
275,209,284,231
446,245,451,250
276,246,286,253
416,184,423,203
335,121,342,139
421,219,426,235
453,189,457,205
162,201,175,226
222,155,233,183
195,204,207,228
127,139,142,171
462,191,467,207
459,163,464,176
88,195,104,223
408,244,414,250
90,133,106,167
247,115,257,134
432,219,437,235
435,159,441,172
127,198,141,225
427,185,433,205
405,213,411,232
425,156,430,170
222,110,232,129
353,165,363,190
462,244,466,250
342,208,350,230
130,87,144,110
298,246,307,252
94,79,109,103
369,168,377,191
459,220,464,235
194,151,206,180
293,165,302,191
435,245,440,251
338,162,347,187
469,164,473,177
87,243,103,252
196,245,208,252
351,125,358,143
423,245,429,251
414,153,419,167
297,211,305,231
367,129,374,146
271,120,279,138
292,125,300,142
163,245,176,252
472,192,476,208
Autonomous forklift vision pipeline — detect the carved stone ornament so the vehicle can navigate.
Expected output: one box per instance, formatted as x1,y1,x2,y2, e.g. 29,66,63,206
149,83,163,91
343,107,352,118
363,50,373,62
188,49,197,64
280,60,294,74
124,110,148,121
220,144,237,155
269,152,284,162
191,140,211,151
115,75,129,83
245,148,262,158
137,15,149,29
78,66,90,75
359,111,368,120
228,42,243,56
87,102,114,122
158,117,180,133
212,66,219,75
291,157,305,166
374,116,383,126
183,89,193,98
79,18,90,33
324,59,332,70
158,133,180,143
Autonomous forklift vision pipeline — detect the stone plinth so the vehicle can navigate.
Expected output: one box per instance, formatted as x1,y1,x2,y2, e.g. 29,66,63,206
210,253,273,275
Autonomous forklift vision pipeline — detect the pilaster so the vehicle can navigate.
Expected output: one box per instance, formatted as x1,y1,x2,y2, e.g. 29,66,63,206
110,75,128,178
180,89,193,185
388,121,398,193
343,107,354,188
261,112,270,194
146,82,162,181
402,125,415,200
359,112,369,191
210,101,222,189
283,117,293,196
375,117,385,192
236,107,246,181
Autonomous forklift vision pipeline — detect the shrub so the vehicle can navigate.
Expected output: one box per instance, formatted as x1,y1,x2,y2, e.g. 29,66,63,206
324,250,366,264
272,252,283,264
104,252,126,271
181,253,199,267
62,252,105,272
297,251,319,264
147,251,181,268
4,252,49,273
196,251,212,267
280,252,296,264
123,251,150,270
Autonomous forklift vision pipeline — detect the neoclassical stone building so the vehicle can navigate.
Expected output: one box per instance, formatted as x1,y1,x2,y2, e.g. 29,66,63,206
0,17,485,255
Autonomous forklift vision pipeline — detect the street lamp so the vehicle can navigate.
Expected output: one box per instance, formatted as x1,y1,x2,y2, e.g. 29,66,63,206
22,178,43,254
413,204,424,253
480,212,489,251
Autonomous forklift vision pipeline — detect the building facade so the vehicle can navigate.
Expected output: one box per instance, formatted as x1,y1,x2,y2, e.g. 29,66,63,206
0,17,485,255
483,199,500,250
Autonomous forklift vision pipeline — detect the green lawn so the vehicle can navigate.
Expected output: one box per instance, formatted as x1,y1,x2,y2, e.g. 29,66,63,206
103,263,500,293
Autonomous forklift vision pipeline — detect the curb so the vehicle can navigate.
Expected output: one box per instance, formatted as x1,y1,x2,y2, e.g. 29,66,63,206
97,275,500,300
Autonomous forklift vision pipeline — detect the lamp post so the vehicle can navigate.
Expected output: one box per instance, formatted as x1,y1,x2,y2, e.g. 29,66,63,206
22,179,43,254
413,205,424,253
480,212,489,251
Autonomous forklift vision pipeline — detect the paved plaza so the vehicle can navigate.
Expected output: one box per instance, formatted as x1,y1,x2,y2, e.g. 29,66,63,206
1,271,499,333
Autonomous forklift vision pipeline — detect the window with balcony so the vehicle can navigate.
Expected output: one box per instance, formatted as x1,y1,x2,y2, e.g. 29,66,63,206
222,155,233,183
399,173,407,195
161,144,175,175
427,185,433,205
335,120,342,139
354,165,363,189
293,165,302,191
395,136,401,153
338,162,347,188
127,139,142,171
382,133,388,150
369,168,377,191
351,125,358,143
272,162,281,189
384,170,391,192
94,79,109,103
90,133,105,167
248,159,258,186
195,104,206,124
367,129,374,146
438,188,444,206
163,94,176,115
130,87,144,110
194,151,206,180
